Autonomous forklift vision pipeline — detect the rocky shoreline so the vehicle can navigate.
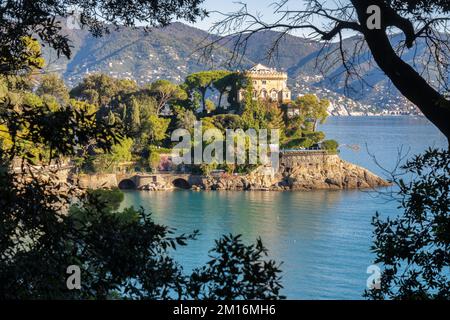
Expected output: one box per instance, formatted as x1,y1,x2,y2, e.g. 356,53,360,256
192,164,388,191
150,156,389,191
75,154,390,191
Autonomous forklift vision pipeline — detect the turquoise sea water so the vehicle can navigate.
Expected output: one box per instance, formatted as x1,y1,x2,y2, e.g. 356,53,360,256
120,116,447,299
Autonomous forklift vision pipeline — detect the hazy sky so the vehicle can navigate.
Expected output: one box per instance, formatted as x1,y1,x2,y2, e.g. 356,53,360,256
186,0,307,32
186,0,357,40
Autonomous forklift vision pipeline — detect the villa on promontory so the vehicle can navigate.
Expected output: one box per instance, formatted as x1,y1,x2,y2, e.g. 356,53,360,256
238,64,291,104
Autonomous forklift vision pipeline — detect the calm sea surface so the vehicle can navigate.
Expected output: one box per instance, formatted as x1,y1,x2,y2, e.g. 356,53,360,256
120,116,447,299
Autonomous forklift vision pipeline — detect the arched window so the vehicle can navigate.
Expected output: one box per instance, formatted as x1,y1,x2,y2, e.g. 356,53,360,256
271,90,278,100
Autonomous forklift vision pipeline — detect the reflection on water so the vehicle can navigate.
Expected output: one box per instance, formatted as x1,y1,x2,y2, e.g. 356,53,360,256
120,117,447,299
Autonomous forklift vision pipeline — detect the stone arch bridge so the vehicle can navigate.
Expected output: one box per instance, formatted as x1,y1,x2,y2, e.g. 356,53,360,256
76,172,204,190
117,173,203,190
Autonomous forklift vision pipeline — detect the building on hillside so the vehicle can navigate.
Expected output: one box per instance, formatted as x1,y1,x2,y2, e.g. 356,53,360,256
238,64,291,104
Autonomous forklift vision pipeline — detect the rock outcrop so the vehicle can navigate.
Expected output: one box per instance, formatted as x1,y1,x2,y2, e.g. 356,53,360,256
76,173,118,189
73,154,390,191
280,155,389,190
190,154,389,191
138,181,174,191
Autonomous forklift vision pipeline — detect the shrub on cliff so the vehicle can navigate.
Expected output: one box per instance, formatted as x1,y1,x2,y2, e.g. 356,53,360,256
321,140,339,152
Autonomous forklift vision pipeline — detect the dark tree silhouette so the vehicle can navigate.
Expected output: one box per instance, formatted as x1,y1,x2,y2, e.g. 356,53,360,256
204,0,450,144
187,235,284,299
365,149,450,299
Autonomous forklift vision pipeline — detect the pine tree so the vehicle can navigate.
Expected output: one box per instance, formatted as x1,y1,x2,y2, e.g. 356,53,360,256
130,97,141,133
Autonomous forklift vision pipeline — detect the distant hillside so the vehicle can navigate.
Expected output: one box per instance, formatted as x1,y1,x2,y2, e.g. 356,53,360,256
42,21,444,115
220,30,323,73
43,22,249,87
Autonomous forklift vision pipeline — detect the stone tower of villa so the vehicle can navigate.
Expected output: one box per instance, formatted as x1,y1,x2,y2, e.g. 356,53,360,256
238,64,291,104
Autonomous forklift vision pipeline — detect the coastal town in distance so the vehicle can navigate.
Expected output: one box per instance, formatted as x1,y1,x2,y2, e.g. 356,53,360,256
1,0,449,307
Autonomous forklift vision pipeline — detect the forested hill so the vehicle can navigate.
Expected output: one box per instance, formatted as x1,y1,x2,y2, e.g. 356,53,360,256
43,21,441,114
